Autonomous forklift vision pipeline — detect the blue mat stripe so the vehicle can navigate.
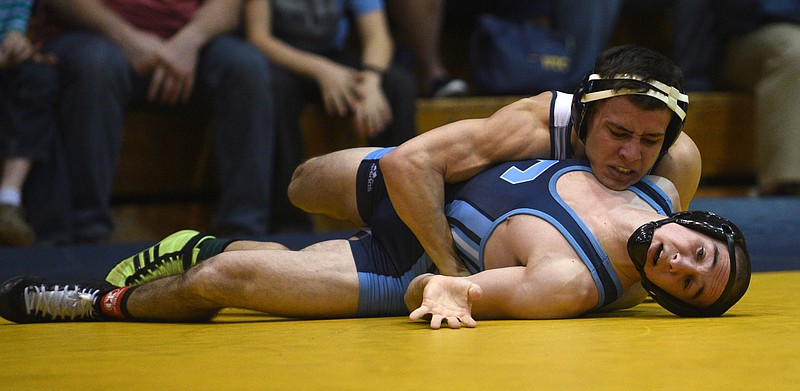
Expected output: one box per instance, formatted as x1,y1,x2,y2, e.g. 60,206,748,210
1,197,798,281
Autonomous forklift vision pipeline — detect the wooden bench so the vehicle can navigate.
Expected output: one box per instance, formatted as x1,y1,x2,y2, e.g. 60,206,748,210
682,92,755,181
111,93,755,240
116,92,755,197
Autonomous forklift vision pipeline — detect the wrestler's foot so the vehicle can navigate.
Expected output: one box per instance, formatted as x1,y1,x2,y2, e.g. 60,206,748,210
105,230,214,287
0,276,111,323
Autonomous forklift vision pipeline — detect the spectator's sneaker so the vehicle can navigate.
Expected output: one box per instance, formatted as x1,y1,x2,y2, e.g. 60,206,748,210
106,230,214,287
429,77,469,98
0,204,35,246
0,276,110,323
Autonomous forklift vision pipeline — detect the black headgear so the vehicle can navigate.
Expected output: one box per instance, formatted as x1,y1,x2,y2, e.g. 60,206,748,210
627,211,751,317
572,73,689,156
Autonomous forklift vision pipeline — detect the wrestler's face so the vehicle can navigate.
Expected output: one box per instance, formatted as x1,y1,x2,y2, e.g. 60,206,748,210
584,97,672,190
641,223,732,307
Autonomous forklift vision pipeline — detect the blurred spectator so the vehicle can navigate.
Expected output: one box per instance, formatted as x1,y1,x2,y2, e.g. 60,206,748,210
27,0,274,243
439,0,621,94
385,0,469,97
243,0,417,232
554,0,623,89
0,0,58,246
672,0,800,195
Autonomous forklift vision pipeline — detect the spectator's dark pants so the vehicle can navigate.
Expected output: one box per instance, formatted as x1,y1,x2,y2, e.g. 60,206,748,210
0,61,58,160
27,32,275,243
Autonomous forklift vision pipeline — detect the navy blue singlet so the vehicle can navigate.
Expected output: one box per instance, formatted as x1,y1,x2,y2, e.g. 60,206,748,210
352,150,674,315
443,159,674,311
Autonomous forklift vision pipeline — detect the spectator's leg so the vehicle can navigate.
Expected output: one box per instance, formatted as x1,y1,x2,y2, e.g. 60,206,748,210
197,35,275,237
387,0,468,97
0,62,59,246
555,0,623,89
38,32,132,242
268,62,316,233
721,23,800,193
369,65,418,146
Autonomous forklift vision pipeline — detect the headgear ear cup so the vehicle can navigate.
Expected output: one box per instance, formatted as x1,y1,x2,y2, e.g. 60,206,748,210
571,73,593,142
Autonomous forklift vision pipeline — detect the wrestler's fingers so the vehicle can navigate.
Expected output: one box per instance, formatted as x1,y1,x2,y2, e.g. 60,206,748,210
461,315,478,328
429,315,443,330
409,305,430,321
445,316,462,329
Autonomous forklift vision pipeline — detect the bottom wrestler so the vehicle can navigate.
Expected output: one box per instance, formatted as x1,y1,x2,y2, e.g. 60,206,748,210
0,149,751,328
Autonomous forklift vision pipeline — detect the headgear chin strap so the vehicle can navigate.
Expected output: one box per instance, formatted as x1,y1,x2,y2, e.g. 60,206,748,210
627,211,751,317
572,73,689,156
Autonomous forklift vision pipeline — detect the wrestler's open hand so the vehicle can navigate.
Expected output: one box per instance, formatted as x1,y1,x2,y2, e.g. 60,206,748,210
408,274,482,329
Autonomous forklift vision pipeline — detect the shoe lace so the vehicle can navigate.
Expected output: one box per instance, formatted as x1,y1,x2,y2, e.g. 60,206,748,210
24,284,100,320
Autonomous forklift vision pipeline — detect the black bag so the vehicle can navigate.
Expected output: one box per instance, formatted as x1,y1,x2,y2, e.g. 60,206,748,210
469,14,574,95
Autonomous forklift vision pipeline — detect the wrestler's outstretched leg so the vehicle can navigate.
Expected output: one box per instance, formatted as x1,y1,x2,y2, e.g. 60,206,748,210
0,239,361,323
124,239,360,322
106,230,291,287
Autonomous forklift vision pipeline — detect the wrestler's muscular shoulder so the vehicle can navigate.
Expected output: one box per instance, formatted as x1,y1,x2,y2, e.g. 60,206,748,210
478,92,555,163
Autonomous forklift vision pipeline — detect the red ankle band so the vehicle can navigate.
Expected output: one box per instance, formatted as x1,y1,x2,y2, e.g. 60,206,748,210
100,286,135,320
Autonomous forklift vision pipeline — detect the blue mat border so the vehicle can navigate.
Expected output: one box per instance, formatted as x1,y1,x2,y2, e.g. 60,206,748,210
1,197,798,282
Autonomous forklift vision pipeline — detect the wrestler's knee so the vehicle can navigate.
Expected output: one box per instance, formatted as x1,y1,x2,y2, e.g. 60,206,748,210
288,149,364,211
180,253,246,304
288,157,316,209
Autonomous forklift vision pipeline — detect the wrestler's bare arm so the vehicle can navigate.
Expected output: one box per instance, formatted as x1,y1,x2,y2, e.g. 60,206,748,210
406,261,597,328
380,94,553,276
650,132,701,211
644,174,683,212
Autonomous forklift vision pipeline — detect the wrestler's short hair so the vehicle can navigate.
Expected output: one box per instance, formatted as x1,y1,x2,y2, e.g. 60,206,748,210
572,45,688,157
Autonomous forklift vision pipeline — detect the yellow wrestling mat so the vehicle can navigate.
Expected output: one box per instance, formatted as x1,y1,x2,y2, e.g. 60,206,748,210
1,270,797,390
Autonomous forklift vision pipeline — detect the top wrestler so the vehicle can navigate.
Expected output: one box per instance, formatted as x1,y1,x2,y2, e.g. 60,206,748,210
0,150,750,329
294,45,700,277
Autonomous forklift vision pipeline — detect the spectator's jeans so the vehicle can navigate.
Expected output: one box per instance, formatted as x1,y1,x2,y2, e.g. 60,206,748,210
27,32,275,243
0,61,58,160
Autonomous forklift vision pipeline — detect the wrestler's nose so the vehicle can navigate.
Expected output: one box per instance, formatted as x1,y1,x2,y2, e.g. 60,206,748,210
618,139,642,161
668,254,692,273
